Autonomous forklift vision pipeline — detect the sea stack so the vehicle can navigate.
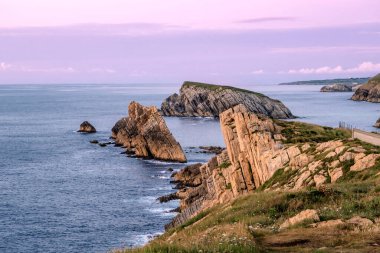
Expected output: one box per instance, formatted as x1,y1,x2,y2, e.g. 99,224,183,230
161,81,294,119
78,121,96,133
112,101,187,163
352,73,380,103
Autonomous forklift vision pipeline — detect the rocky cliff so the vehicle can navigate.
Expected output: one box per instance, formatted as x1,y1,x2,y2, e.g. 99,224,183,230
161,81,294,119
352,73,380,102
111,101,187,162
166,104,380,229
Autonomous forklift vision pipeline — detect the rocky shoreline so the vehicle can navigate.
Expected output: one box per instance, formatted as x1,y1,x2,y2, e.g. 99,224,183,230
159,104,380,230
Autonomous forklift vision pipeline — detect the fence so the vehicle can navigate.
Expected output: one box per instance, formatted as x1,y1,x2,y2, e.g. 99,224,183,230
339,121,380,146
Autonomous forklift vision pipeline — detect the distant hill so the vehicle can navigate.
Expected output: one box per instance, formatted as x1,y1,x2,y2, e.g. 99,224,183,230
279,77,369,86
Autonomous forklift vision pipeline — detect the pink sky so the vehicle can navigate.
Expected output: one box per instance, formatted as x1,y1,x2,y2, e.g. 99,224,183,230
0,0,380,84
1,0,379,29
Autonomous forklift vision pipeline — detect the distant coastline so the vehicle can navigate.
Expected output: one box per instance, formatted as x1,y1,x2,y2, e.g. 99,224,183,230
279,77,369,86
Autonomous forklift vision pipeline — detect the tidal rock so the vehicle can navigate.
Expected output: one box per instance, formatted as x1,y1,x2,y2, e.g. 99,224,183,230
90,140,99,144
78,121,96,133
352,73,380,103
111,101,187,163
199,146,225,155
161,81,294,119
374,118,380,128
320,84,352,92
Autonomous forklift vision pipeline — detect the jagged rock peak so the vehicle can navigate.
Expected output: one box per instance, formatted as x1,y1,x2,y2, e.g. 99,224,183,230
352,73,380,103
161,81,294,119
111,101,187,163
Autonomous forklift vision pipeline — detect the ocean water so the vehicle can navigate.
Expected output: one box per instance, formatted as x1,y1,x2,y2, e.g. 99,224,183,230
0,83,378,253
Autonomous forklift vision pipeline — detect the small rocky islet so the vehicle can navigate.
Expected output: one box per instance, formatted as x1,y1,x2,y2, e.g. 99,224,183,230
161,81,294,119
77,121,96,133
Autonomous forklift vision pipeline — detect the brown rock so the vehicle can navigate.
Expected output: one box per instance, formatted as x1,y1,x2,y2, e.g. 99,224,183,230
374,118,380,128
329,167,343,183
350,154,380,172
279,209,320,230
346,216,374,230
78,121,96,133
111,101,187,162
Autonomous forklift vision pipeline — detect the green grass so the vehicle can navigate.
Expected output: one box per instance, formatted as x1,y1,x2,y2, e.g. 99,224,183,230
181,81,266,97
275,121,351,144
219,161,232,169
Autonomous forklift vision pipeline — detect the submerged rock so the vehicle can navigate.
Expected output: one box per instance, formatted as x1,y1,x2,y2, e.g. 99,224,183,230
111,101,187,163
352,73,380,103
161,81,294,119
78,121,96,133
320,84,352,92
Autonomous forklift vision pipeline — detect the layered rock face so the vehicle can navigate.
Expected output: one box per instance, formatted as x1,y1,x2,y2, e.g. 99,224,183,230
320,84,352,92
78,121,96,133
166,104,380,229
161,81,294,119
352,74,380,102
112,101,187,162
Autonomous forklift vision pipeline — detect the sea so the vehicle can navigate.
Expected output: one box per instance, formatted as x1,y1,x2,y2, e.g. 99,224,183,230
0,83,378,253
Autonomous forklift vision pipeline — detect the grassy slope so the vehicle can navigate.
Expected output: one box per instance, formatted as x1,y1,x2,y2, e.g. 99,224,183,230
117,122,380,253
181,81,266,98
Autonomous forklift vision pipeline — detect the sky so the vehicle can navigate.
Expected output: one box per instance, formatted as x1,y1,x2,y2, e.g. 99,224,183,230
0,0,380,84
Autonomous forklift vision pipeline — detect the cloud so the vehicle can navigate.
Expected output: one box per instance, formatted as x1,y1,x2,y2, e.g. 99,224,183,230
0,62,12,71
271,46,380,54
0,23,187,37
89,68,116,74
287,61,380,74
20,66,76,73
251,69,264,75
236,17,296,24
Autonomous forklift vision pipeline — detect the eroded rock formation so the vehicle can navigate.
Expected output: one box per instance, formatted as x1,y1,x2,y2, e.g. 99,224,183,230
352,73,380,103
78,121,96,133
112,101,187,162
161,81,294,119
166,104,380,229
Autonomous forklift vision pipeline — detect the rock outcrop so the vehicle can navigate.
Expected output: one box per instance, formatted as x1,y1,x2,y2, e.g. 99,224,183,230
352,73,380,103
78,121,96,133
161,81,294,119
374,118,380,128
320,84,352,92
165,104,380,229
111,101,187,163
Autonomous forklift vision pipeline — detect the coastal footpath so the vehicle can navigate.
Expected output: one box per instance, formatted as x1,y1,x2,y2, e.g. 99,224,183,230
352,73,380,103
161,81,294,119
120,104,380,253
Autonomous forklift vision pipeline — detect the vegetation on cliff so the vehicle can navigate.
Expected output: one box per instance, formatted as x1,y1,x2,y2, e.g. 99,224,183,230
117,105,380,253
